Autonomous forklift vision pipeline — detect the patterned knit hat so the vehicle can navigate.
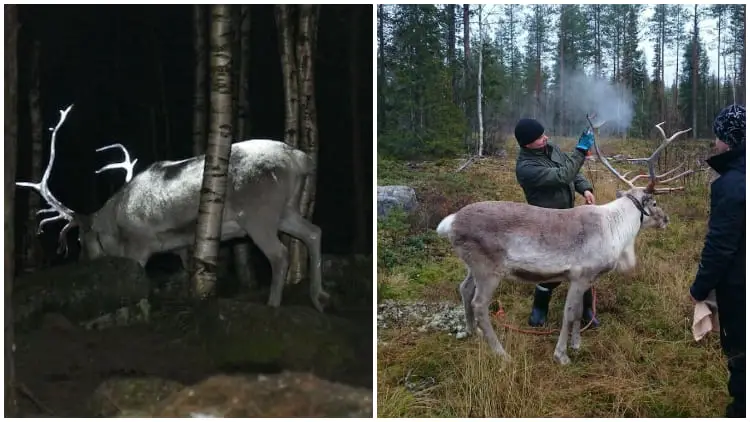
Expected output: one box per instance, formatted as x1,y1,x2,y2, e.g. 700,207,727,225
712,104,745,150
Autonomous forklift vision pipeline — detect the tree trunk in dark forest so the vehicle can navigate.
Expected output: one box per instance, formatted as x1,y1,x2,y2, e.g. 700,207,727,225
5,4,19,416
232,4,256,290
26,39,44,271
191,4,233,301
276,5,300,150
349,7,365,252
275,5,303,285
193,4,208,156
291,4,320,285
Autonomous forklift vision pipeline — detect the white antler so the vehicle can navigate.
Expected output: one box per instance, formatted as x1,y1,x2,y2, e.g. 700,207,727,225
587,115,694,194
16,104,77,235
95,143,138,182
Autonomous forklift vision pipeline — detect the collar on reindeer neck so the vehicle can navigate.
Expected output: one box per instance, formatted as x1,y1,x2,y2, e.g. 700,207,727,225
624,193,649,224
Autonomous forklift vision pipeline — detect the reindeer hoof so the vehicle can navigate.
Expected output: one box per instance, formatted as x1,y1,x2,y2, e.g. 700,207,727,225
267,297,282,308
571,338,581,351
554,351,571,365
311,290,330,313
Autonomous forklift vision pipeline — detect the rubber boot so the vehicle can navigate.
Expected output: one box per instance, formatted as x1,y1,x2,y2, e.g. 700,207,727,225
582,288,599,328
528,286,553,327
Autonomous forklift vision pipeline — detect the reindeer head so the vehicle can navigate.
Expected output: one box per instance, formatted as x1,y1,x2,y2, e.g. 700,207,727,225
16,105,138,261
614,186,669,229
587,116,697,230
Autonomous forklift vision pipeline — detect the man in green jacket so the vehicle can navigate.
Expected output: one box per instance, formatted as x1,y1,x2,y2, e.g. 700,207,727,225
513,117,599,328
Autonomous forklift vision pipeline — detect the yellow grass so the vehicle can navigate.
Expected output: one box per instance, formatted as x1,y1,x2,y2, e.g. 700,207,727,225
377,136,727,417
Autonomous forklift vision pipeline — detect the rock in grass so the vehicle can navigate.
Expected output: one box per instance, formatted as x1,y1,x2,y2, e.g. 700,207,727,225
146,372,372,418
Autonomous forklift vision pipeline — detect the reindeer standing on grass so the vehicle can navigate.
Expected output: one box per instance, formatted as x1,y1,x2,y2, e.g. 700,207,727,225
436,121,695,364
16,105,330,312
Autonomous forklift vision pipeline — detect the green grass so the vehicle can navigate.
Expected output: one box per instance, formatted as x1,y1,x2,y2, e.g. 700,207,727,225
377,136,727,417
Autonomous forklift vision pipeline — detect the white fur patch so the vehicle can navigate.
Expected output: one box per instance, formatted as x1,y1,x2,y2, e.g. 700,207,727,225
436,214,455,237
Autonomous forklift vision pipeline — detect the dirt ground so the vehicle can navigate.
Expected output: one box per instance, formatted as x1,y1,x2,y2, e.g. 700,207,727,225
13,302,373,417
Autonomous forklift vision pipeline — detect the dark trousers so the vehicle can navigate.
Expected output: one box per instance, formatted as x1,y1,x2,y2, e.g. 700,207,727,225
717,285,746,418
537,282,594,302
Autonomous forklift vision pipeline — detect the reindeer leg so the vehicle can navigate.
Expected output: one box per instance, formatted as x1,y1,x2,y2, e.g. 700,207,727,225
244,224,289,308
458,269,476,337
279,210,329,312
570,281,591,351
177,248,190,272
554,282,585,365
471,272,508,360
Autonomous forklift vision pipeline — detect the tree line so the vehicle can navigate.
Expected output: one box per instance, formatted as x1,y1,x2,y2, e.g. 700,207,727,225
377,4,746,159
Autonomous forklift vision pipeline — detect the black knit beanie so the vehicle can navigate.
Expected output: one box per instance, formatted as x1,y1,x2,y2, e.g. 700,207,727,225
713,104,745,150
514,118,545,147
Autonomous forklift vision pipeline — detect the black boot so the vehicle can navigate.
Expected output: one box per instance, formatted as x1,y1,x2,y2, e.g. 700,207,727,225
528,286,553,327
582,288,599,328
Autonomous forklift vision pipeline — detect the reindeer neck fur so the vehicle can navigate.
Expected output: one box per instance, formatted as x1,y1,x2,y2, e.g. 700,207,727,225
599,193,648,254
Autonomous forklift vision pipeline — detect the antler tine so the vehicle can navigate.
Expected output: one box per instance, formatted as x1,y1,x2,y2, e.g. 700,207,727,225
57,220,80,257
95,143,138,182
15,104,77,235
587,114,636,189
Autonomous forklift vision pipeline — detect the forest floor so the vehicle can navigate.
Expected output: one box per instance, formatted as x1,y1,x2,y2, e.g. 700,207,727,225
13,282,373,417
376,135,729,417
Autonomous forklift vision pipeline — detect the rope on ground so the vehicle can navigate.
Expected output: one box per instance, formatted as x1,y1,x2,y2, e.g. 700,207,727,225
491,287,598,336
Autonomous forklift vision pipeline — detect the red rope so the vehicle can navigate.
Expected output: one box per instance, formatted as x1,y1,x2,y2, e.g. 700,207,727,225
491,287,598,336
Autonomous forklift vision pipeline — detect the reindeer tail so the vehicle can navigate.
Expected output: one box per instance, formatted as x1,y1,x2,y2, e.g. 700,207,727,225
436,213,456,238
290,149,316,176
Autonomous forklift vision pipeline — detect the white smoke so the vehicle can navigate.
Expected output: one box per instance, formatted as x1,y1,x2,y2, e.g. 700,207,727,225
564,70,635,135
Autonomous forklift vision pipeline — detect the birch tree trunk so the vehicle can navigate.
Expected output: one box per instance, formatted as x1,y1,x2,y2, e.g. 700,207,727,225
191,4,233,300
232,5,256,290
5,4,19,415
288,4,320,285
275,5,301,285
192,4,208,156
27,40,44,271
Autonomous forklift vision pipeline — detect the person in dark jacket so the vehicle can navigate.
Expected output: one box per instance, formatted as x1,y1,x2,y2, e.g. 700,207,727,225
689,104,745,418
513,118,599,328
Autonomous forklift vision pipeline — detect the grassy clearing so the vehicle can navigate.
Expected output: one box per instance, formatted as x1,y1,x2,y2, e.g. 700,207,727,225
377,136,728,417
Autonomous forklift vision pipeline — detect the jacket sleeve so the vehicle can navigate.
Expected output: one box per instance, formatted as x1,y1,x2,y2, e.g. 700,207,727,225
574,172,594,195
690,184,746,301
516,149,586,189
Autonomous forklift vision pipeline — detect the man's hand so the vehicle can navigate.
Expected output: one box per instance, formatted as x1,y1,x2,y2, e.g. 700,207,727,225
688,292,699,305
575,128,595,152
584,190,595,205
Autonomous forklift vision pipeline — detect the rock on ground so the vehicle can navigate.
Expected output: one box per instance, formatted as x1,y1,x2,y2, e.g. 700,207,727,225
377,300,466,341
111,372,373,417
377,185,418,219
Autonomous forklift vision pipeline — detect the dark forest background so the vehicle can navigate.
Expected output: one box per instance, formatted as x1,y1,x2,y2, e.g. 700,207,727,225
11,4,373,271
